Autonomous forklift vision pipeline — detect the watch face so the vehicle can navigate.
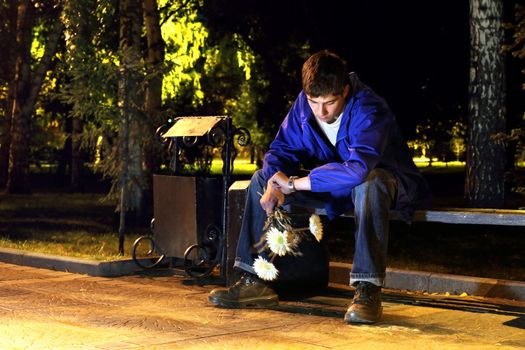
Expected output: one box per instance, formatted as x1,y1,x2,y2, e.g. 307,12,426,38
288,176,296,191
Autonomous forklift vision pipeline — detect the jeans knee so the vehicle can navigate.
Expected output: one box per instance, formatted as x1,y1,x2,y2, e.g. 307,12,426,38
249,169,266,192
353,169,397,209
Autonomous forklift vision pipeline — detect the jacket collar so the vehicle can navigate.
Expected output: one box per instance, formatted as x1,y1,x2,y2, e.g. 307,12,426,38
336,72,362,142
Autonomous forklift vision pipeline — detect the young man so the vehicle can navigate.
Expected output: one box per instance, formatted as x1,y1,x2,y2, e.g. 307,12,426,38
209,50,431,324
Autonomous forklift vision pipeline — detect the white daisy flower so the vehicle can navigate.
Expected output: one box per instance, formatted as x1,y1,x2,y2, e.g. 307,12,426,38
309,214,324,242
266,227,290,256
253,256,279,281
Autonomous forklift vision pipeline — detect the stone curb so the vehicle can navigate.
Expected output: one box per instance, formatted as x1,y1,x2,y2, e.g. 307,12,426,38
1,247,523,301
329,261,525,302
0,247,140,277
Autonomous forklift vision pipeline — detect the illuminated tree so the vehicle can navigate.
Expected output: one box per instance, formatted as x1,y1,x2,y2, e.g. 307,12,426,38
60,0,120,193
60,0,95,189
159,0,270,157
449,120,467,162
58,0,266,227
1,0,271,217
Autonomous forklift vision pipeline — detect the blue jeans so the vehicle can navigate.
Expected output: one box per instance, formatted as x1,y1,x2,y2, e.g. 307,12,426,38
234,168,397,287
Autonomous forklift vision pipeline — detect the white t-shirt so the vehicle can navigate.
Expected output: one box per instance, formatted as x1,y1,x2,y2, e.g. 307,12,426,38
315,111,343,146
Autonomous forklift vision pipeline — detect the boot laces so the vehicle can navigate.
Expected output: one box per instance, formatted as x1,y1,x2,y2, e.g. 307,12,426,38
230,273,258,291
353,282,379,305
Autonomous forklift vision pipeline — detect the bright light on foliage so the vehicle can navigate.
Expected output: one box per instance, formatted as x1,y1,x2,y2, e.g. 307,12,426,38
158,0,270,147
161,0,208,105
31,24,46,61
233,34,255,80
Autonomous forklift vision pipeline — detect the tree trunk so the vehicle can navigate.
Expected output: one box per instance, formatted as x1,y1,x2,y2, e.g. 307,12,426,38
6,0,34,194
0,0,18,188
118,0,145,251
61,1,92,191
143,0,164,122
142,0,165,216
0,92,12,188
70,116,84,190
465,0,506,208
6,1,63,193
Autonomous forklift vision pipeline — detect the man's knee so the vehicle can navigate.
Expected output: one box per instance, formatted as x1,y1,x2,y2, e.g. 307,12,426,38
249,169,267,192
353,169,397,205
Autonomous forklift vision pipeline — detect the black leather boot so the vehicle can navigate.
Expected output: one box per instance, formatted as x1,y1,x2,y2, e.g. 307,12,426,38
208,274,279,308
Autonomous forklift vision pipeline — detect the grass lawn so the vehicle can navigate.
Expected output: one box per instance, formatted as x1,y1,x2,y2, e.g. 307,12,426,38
0,193,145,261
0,231,143,261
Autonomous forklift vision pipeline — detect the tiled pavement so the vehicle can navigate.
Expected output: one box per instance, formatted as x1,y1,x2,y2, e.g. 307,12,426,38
0,262,523,349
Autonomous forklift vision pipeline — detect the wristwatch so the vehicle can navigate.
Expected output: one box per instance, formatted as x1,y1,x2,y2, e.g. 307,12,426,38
288,176,298,192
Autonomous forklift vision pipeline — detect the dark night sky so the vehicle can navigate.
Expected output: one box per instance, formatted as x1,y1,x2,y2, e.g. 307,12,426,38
206,0,523,139
299,1,471,137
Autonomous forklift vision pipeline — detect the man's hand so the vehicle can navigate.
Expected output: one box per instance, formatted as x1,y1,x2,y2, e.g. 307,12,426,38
260,185,284,215
260,171,312,215
260,171,288,214
268,171,292,194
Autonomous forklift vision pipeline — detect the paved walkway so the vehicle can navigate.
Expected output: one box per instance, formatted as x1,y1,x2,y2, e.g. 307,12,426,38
0,262,523,349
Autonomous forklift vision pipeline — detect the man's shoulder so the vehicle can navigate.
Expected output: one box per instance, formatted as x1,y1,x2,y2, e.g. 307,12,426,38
289,91,311,121
295,90,308,105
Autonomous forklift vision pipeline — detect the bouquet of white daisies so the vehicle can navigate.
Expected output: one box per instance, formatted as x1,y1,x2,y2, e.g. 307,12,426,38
252,207,324,281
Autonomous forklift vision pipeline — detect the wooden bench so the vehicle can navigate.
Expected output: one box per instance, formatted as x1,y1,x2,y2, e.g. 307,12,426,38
316,207,525,226
225,180,525,284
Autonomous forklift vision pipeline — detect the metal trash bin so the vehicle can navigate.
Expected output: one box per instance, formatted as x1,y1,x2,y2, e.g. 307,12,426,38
132,116,250,280
152,175,222,262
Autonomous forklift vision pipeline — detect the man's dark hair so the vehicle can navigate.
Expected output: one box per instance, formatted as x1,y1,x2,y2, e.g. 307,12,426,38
302,50,349,97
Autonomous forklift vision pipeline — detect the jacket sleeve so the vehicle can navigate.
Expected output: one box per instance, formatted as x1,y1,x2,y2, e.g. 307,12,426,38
262,98,309,181
308,96,393,193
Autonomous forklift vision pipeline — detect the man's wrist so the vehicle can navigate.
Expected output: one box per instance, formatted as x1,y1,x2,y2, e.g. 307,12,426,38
288,176,298,192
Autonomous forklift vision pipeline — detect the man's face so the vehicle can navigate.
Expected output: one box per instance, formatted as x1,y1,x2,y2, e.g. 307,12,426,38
306,85,350,124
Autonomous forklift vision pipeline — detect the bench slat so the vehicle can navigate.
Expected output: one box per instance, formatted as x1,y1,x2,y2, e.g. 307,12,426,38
411,209,525,226
315,208,525,226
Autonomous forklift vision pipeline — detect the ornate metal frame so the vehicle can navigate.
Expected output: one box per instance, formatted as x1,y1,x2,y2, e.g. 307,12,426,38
132,116,251,280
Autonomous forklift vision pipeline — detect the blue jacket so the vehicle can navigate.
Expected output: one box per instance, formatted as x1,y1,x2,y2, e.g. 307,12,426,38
263,73,431,221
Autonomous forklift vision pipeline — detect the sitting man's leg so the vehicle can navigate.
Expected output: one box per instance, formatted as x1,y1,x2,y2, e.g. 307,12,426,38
208,169,326,308
208,169,278,308
344,168,397,324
